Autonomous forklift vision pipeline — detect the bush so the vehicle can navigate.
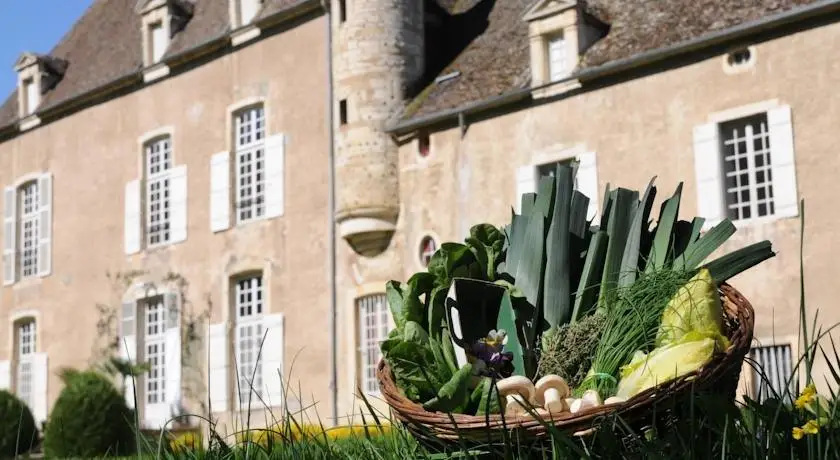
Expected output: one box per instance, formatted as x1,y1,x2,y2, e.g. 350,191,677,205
43,370,136,457
0,389,38,457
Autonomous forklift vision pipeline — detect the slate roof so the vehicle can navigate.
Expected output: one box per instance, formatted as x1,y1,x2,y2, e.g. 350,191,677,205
0,0,829,132
0,0,317,130
404,0,822,119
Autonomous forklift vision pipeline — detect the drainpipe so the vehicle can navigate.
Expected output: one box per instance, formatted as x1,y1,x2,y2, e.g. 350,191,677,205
322,0,339,425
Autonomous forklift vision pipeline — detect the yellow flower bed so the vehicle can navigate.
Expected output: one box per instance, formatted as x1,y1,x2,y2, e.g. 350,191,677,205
169,430,203,453
236,423,391,447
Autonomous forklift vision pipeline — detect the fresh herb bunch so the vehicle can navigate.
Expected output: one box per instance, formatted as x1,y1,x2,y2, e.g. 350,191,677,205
537,312,607,387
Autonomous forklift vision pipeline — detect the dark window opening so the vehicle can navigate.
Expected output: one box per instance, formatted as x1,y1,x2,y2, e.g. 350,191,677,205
339,99,348,126
728,48,752,67
418,134,430,158
338,0,347,23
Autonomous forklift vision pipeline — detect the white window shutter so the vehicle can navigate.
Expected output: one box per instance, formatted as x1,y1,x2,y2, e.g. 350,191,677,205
37,173,52,277
164,292,182,419
264,134,286,219
124,180,142,255
32,352,48,424
208,322,229,413
210,151,231,232
576,152,600,222
768,105,799,219
3,186,16,286
693,122,725,225
120,300,137,409
0,360,10,390
261,313,285,408
515,165,537,213
169,165,188,244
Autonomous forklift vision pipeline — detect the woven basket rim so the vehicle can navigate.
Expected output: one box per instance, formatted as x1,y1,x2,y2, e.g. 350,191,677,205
376,283,755,438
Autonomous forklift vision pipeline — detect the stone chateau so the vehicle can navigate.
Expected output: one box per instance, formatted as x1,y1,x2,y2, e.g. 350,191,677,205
0,0,836,434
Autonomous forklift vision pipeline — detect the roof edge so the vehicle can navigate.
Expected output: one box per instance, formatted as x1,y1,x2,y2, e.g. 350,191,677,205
0,0,324,135
388,0,840,136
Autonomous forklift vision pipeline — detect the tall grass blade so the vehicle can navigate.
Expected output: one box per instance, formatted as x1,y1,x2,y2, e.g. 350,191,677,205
543,164,573,328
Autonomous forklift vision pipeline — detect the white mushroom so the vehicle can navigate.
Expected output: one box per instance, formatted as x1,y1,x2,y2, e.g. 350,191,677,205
534,375,570,414
604,396,627,406
581,390,602,407
570,390,603,414
496,376,536,416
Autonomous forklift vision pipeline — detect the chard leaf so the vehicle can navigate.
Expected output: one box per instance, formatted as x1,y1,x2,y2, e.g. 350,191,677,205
477,377,502,415
404,321,430,344
386,281,406,330
385,341,442,402
422,363,474,413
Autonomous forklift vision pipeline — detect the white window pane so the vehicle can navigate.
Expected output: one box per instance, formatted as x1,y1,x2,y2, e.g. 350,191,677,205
146,137,172,247
24,79,39,115
234,107,266,224
240,0,259,25
18,181,40,278
357,294,389,394
235,275,264,404
17,321,36,409
749,344,793,403
151,23,167,63
548,35,566,82
144,299,166,405
720,114,775,222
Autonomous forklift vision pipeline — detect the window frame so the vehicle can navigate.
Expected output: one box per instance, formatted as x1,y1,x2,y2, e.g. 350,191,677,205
356,293,392,395
14,318,36,410
144,136,173,248
718,113,776,223
17,180,40,280
748,343,794,404
233,105,267,225
547,32,567,82
233,273,265,407
139,295,167,407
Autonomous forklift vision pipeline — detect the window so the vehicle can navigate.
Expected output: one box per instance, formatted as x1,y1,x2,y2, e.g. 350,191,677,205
419,235,437,267
720,114,775,221
239,0,260,25
235,275,264,404
15,320,35,409
537,159,579,189
750,344,793,403
728,48,753,67
417,134,430,158
145,137,172,246
142,297,166,405
23,78,38,116
548,33,567,82
338,0,347,23
234,106,266,224
150,22,166,63
339,99,348,126
18,181,40,279
357,294,390,394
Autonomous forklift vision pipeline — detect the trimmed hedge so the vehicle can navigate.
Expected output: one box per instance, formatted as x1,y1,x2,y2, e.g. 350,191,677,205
0,389,38,457
43,370,136,457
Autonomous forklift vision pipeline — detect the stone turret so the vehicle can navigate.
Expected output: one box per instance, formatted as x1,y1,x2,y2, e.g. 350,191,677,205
332,0,425,256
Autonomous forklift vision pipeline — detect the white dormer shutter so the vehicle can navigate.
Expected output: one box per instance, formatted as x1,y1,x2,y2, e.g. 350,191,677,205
693,122,725,226
515,165,537,213
120,300,138,409
261,313,285,408
164,292,182,418
208,322,229,413
264,134,286,219
169,165,188,244
768,105,799,219
548,33,567,82
37,173,52,277
0,361,10,390
124,180,142,255
151,23,167,63
3,186,16,285
576,152,600,222
210,152,231,232
32,352,48,425
240,0,260,25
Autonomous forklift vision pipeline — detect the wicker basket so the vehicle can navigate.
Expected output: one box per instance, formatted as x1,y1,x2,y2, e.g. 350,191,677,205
376,284,755,448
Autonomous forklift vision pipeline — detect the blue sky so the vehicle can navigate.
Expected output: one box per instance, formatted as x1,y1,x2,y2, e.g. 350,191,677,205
0,0,93,97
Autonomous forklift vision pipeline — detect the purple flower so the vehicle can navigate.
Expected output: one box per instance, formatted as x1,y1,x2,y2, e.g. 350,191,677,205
467,329,515,378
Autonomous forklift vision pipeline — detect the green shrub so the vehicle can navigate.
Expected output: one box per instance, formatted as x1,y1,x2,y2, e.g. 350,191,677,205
43,370,136,457
0,389,38,457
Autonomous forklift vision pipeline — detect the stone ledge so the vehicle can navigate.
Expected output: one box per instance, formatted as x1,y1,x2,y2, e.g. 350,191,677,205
338,216,396,257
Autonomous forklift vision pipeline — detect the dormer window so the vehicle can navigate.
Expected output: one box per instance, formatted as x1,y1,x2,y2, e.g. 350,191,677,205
524,0,607,98
138,0,194,74
13,52,68,125
230,0,262,28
